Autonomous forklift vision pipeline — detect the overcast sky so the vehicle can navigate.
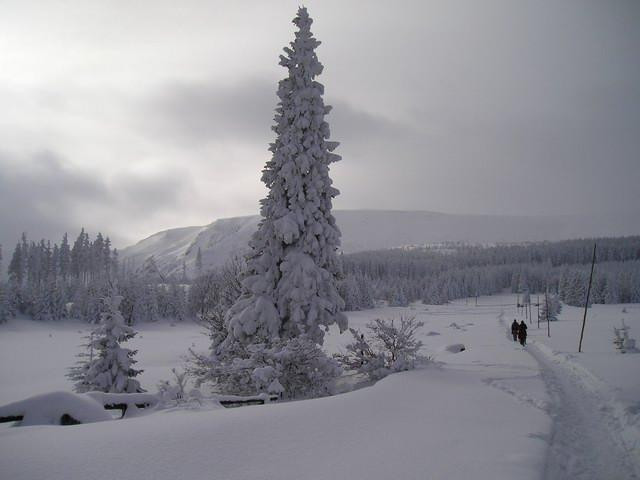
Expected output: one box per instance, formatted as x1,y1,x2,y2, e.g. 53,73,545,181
1,0,639,250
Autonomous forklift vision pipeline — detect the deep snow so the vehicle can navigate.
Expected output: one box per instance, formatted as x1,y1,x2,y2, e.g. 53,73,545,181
0,391,112,426
0,294,638,479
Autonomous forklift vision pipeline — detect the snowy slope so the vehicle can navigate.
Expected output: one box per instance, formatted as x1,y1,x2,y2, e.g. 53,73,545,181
120,225,206,275
120,209,640,276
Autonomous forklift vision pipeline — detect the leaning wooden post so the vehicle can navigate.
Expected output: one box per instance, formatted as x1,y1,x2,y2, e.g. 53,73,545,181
578,243,597,353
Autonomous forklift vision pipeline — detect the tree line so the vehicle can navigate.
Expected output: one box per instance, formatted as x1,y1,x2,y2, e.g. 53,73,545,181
337,237,640,309
0,230,190,324
1,233,639,325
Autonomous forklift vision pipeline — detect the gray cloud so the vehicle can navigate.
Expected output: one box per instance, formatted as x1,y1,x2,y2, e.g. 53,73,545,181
143,79,277,146
139,66,640,218
0,151,108,249
0,151,194,251
143,77,414,147
114,170,191,216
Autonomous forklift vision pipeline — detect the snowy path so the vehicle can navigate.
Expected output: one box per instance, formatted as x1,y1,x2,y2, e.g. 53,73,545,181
528,343,640,480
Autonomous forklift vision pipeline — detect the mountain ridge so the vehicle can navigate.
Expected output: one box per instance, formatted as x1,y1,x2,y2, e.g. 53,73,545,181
121,209,640,276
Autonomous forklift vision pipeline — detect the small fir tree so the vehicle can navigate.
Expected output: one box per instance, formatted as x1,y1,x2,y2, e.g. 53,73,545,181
74,291,143,393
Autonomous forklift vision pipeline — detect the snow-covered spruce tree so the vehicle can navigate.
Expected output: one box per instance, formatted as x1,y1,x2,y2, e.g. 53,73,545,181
541,292,562,322
338,275,360,311
72,291,143,393
200,7,346,398
224,7,346,346
224,9,345,345
356,275,375,309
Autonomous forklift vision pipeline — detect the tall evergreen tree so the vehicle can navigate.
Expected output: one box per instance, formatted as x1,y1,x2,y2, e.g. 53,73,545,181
8,243,23,286
225,7,346,346
59,233,70,281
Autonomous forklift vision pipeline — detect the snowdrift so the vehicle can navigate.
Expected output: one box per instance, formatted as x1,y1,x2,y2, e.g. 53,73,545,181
0,391,112,426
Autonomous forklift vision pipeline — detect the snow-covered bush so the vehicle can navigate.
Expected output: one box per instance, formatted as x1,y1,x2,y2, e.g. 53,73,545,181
69,291,143,393
157,368,190,406
270,336,342,398
336,316,428,380
188,335,341,399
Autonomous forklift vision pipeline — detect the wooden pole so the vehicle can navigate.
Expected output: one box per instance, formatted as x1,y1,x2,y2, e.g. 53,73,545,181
529,301,532,325
578,243,597,353
537,295,540,328
545,290,550,337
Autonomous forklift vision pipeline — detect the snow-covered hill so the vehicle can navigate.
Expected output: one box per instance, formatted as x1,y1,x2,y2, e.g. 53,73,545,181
121,210,640,276
120,225,206,275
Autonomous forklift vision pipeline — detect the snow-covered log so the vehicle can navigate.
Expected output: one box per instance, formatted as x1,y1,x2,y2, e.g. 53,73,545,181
216,393,279,408
85,391,159,417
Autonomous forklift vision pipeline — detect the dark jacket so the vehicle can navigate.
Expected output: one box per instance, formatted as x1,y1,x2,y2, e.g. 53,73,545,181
519,322,528,336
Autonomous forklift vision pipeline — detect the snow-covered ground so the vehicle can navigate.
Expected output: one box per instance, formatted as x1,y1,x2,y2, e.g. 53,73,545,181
0,294,638,479
0,318,210,406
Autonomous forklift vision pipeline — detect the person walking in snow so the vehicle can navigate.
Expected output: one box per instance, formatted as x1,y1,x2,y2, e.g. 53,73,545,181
518,320,528,346
511,319,519,341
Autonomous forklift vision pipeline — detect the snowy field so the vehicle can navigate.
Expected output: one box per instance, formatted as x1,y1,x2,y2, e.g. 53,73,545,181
1,294,639,480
